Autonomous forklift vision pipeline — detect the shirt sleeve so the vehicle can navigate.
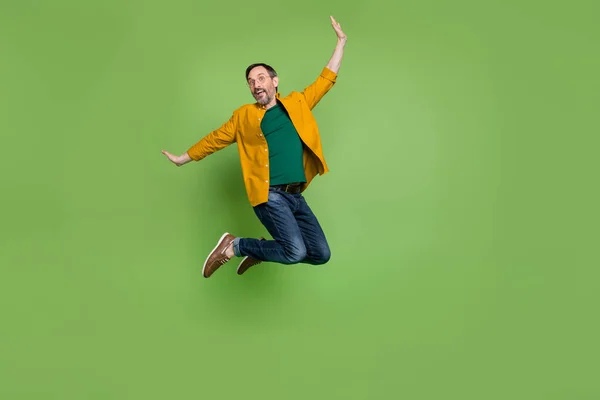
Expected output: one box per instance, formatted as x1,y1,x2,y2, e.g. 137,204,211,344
186,112,238,161
300,67,338,110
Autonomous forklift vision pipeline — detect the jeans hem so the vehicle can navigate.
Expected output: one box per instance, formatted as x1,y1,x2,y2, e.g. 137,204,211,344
233,237,241,257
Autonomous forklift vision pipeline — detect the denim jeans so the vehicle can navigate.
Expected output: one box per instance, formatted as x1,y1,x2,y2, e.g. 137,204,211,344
233,187,331,265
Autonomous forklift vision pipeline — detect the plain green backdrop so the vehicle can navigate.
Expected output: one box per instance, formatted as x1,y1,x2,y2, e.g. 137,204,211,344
1,0,598,399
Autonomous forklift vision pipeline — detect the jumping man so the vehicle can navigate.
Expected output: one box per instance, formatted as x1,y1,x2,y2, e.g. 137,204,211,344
162,16,347,278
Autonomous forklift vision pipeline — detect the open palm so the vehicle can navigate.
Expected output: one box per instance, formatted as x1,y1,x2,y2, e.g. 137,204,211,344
330,16,347,41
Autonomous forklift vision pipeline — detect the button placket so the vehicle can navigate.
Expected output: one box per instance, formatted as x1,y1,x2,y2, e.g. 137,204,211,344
258,109,265,137
257,107,268,184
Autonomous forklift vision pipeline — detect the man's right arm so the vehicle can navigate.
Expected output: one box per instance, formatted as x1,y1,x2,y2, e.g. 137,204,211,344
161,150,192,166
162,113,238,167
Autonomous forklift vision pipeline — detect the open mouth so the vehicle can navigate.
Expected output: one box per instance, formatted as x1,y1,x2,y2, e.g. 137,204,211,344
255,89,265,96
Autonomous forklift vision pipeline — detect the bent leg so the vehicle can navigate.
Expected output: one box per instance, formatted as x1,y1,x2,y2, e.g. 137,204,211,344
295,195,331,265
235,190,306,264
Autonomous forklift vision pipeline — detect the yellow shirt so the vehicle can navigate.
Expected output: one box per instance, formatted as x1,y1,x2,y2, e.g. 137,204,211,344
186,67,338,207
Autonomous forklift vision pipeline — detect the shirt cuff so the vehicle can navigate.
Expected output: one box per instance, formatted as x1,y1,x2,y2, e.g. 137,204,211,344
321,67,338,82
186,149,201,161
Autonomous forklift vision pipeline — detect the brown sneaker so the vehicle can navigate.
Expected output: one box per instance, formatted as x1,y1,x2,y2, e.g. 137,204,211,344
236,237,265,275
202,232,235,278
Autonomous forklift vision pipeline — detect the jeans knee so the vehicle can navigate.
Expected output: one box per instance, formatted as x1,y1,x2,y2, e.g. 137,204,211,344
282,242,307,264
311,245,331,265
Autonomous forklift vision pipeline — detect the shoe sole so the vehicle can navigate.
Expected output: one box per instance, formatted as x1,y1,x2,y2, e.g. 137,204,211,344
236,256,251,275
202,232,230,278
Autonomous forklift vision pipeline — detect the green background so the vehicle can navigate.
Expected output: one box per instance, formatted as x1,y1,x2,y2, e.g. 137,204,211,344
1,0,598,399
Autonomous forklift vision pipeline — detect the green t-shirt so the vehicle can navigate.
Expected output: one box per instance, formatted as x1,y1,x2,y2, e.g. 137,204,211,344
261,102,307,186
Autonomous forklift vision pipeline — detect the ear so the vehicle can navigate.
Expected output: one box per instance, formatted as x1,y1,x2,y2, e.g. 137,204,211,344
272,76,279,88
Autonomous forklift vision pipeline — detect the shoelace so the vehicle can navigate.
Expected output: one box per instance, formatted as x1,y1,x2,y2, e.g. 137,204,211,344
217,258,228,265
216,240,234,265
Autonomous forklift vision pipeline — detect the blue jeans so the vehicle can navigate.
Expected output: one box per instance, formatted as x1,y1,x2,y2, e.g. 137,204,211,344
233,187,331,265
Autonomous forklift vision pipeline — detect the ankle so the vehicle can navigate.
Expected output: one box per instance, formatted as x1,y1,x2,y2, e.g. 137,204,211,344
225,242,235,259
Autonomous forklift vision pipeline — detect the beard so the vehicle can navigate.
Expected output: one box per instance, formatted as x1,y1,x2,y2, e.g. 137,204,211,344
254,88,273,105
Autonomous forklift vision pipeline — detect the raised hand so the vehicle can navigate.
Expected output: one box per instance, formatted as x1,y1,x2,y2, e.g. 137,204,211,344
326,16,347,73
330,16,347,42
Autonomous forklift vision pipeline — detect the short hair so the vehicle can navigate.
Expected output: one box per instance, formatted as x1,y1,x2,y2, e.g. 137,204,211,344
245,63,278,91
245,63,277,80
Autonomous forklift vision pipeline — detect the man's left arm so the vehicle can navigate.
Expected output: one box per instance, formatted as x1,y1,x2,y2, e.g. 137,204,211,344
302,16,347,110
326,16,347,74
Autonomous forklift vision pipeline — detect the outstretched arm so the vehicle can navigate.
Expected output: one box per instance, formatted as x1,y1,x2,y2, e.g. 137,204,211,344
161,150,192,167
162,113,237,167
326,16,347,74
302,16,348,109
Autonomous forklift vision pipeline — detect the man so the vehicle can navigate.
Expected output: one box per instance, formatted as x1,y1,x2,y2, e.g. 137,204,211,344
162,16,347,278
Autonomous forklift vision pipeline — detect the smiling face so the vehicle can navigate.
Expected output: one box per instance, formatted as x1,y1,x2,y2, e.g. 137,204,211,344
247,66,278,106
